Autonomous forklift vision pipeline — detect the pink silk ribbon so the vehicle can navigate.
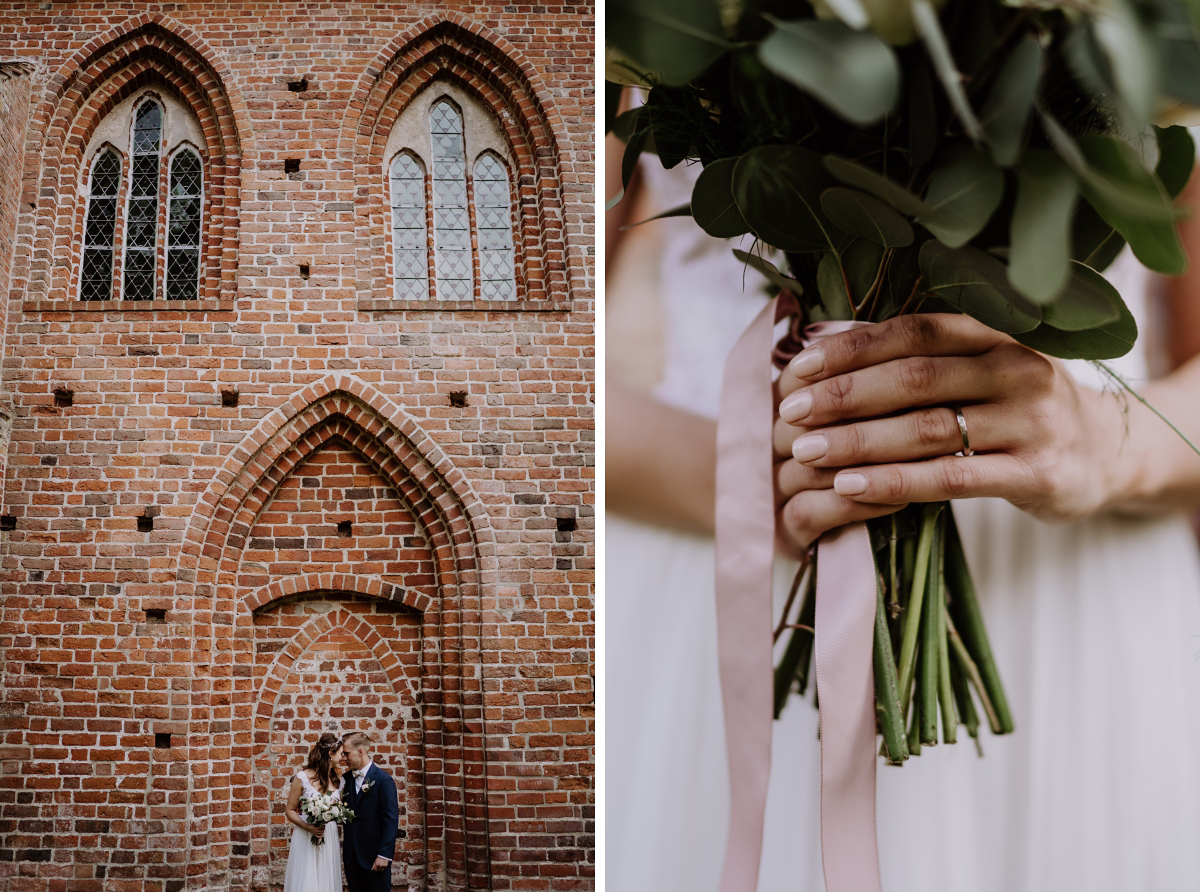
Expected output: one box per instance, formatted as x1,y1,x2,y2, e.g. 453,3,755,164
716,301,881,892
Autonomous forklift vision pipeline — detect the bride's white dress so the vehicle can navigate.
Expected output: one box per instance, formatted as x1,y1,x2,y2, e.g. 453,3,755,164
606,163,1200,891
283,771,343,892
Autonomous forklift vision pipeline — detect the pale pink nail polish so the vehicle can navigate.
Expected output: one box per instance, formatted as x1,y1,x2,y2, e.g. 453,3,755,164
779,390,813,422
792,434,828,463
834,472,868,496
789,348,825,379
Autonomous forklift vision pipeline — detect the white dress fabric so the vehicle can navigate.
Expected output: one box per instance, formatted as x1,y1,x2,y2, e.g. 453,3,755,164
283,770,343,892
605,163,1200,891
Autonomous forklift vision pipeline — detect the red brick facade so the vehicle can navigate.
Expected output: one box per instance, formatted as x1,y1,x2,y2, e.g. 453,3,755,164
0,5,594,891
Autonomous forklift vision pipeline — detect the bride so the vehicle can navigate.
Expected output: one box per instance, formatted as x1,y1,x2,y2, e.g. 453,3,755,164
283,732,346,892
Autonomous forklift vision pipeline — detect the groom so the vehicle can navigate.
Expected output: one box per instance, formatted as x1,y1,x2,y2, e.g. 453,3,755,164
341,731,400,891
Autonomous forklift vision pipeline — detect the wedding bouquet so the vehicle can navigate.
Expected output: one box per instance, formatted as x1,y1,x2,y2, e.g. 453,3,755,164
607,0,1198,761
300,793,355,846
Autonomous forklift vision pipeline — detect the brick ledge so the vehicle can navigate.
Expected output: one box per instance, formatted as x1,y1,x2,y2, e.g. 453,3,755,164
23,299,236,313
357,298,572,313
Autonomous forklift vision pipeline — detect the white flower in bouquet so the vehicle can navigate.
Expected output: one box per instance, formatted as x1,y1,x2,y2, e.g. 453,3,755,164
299,792,355,847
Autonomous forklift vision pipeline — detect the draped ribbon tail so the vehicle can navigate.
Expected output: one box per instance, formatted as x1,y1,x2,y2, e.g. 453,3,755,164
716,301,880,892
815,522,883,892
714,296,786,892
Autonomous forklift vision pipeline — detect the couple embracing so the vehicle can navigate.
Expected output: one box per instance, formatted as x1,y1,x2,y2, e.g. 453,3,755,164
283,731,400,892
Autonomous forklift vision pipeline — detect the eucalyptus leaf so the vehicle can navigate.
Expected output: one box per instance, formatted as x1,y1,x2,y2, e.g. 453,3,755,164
647,87,692,169
693,159,751,238
1009,151,1077,304
919,241,1041,334
1013,278,1137,360
758,17,900,126
732,249,805,295
817,251,853,319
1038,262,1121,332
733,145,837,253
1090,1,1157,130
919,145,1004,248
912,0,983,141
608,0,729,86
1154,124,1195,199
1077,134,1186,274
980,37,1041,167
620,203,694,230
1158,0,1200,105
824,155,932,217
820,187,914,247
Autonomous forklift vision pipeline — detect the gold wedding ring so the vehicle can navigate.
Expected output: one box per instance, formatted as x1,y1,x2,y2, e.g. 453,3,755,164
954,407,973,457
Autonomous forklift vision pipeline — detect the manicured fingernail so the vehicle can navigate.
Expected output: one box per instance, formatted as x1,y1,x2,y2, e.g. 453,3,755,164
779,390,813,422
791,434,828,463
789,348,825,379
834,472,868,496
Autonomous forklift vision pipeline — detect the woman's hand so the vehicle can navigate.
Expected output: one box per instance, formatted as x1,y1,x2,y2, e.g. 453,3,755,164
774,313,1143,542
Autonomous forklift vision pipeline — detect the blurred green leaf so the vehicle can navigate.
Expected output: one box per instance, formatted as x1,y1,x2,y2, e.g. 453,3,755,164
820,187,914,247
1071,199,1126,271
817,252,853,320
1091,1,1157,130
733,249,805,294
608,0,729,86
758,17,900,126
912,0,983,141
693,158,751,238
605,80,623,135
1009,151,1077,304
1039,262,1121,331
920,241,1041,334
1154,0,1200,105
620,203,694,230
919,146,1004,248
647,88,692,169
1077,134,1186,274
824,156,932,217
980,37,1041,167
1154,124,1195,199
1013,272,1137,359
733,145,836,252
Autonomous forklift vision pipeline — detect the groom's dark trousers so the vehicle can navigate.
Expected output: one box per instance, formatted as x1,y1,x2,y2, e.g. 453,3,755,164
342,762,399,892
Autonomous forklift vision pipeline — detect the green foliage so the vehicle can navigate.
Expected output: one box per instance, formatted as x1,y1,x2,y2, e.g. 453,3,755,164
606,0,1199,349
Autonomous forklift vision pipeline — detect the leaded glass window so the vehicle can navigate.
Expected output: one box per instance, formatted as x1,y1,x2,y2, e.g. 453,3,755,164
390,152,428,300
473,153,516,300
166,149,202,301
80,150,121,301
123,99,162,301
430,100,472,301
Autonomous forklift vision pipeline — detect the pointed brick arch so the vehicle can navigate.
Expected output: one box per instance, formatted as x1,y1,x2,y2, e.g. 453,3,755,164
342,14,570,310
178,374,493,890
14,14,247,306
251,605,426,890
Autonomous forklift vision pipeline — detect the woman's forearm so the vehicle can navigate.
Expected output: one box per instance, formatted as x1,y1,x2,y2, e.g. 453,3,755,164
606,378,716,534
1105,351,1200,514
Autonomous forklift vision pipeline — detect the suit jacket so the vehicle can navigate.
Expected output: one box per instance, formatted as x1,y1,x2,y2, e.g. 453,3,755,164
342,762,400,870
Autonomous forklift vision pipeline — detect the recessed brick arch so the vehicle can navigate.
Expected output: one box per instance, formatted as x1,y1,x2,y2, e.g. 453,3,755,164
250,605,426,891
14,14,247,305
342,13,569,309
177,374,493,891
244,571,432,615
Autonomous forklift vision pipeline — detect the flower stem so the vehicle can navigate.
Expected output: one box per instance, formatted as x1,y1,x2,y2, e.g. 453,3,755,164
918,510,944,745
944,508,1014,734
874,573,909,764
897,504,939,717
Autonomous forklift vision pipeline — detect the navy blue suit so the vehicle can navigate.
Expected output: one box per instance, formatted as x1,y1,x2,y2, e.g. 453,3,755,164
341,762,399,892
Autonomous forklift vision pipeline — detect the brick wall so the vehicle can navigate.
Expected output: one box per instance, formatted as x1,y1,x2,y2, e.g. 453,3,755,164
0,5,594,891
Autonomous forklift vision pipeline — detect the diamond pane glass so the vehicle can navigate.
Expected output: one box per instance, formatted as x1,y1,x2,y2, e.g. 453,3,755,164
123,99,162,301
473,153,515,300
390,152,428,300
429,100,472,300
80,150,121,301
166,149,201,300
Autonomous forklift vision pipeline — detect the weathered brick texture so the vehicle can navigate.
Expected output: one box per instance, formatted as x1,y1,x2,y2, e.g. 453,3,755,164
0,5,594,891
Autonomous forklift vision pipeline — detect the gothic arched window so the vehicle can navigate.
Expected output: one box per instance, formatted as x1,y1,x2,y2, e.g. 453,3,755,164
80,150,122,302
77,92,206,302
383,87,518,302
